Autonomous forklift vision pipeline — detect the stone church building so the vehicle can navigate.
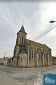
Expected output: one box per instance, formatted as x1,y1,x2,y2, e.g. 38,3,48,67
13,25,53,67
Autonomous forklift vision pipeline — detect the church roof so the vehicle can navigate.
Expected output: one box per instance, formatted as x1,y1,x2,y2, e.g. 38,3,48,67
17,25,27,34
20,25,25,32
19,50,27,54
17,45,27,54
26,39,51,50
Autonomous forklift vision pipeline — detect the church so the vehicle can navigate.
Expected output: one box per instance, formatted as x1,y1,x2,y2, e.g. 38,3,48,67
13,25,53,67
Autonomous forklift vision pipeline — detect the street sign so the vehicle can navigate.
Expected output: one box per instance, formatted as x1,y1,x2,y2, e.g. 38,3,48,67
43,73,56,85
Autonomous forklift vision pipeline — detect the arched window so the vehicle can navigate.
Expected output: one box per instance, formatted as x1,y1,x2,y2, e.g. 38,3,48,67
44,51,46,60
22,36,24,44
38,50,41,60
21,58,22,61
44,54,46,60
31,49,34,59
19,37,21,44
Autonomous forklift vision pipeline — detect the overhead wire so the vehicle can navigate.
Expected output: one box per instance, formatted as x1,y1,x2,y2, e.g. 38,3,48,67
34,25,56,41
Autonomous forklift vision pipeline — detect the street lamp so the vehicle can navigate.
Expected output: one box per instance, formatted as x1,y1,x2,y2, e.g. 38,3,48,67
34,20,56,41
4,52,6,58
50,20,56,23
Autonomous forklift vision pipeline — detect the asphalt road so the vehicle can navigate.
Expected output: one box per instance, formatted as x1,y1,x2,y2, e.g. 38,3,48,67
0,69,22,85
0,65,56,85
0,68,37,85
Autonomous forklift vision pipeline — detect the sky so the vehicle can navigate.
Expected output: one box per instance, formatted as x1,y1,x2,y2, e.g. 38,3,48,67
0,1,56,58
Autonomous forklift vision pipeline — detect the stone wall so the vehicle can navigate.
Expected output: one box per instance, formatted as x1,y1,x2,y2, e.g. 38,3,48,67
18,53,27,67
13,58,17,66
53,57,56,65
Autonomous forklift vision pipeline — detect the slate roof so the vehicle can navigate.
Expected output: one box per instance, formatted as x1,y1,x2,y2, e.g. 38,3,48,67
19,50,27,54
17,25,27,34
20,25,25,32
26,39,51,49
18,45,27,54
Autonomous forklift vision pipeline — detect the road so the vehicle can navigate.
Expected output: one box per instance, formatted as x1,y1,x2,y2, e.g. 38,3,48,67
0,67,36,85
0,65,56,85
0,69,22,85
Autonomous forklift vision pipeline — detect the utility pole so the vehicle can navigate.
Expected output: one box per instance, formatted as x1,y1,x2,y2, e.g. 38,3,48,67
4,52,6,57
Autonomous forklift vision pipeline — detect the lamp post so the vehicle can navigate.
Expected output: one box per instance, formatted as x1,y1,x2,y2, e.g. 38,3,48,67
49,20,56,65
5,52,6,57
49,20,56,23
34,20,56,41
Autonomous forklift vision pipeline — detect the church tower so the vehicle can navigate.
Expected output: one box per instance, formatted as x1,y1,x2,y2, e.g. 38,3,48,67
13,25,27,57
17,25,27,45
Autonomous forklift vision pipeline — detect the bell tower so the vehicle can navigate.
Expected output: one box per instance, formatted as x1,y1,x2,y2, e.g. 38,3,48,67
13,25,27,57
17,25,27,45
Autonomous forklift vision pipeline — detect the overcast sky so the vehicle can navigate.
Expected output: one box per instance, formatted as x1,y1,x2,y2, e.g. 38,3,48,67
0,2,56,58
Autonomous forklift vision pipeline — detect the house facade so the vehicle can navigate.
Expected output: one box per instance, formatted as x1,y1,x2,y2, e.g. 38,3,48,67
52,57,56,65
13,25,53,67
